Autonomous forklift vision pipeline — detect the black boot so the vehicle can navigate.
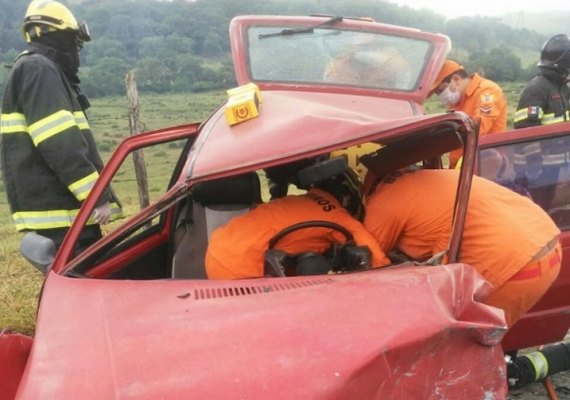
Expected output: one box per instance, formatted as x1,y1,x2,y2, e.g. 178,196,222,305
507,342,570,389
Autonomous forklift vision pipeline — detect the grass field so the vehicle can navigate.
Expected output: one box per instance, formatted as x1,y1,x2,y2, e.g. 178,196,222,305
0,83,523,336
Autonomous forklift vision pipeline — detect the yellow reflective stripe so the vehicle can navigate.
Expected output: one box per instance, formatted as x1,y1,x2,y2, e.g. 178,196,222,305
29,110,77,145
542,113,566,125
513,109,528,123
514,107,544,123
542,153,569,165
523,352,549,380
68,171,99,201
13,203,123,231
12,209,98,230
0,113,28,134
73,111,90,130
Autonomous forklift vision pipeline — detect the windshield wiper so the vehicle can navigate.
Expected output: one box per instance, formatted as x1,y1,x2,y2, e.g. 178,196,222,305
259,16,343,39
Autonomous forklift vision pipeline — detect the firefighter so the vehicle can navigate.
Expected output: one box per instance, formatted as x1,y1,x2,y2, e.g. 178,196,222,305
429,60,507,168
364,169,561,328
513,34,570,209
205,168,390,280
0,0,122,252
514,34,570,128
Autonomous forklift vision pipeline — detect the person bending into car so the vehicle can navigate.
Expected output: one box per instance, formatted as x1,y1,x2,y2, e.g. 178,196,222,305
205,169,390,280
364,168,561,328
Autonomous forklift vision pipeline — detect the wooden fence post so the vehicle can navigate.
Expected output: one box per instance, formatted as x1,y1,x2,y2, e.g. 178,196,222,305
125,71,150,211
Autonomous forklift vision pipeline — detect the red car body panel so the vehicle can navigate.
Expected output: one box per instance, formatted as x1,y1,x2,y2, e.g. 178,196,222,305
0,333,32,400
16,264,506,399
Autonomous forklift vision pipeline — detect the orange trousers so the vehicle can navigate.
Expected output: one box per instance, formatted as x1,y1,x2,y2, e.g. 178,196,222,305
484,242,562,328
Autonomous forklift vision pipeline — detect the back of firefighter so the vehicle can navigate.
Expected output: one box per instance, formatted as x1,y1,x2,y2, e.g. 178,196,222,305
364,169,561,328
429,60,507,169
206,171,390,280
0,0,122,251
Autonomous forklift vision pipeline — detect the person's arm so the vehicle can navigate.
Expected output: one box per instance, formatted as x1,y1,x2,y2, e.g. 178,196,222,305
477,86,507,135
345,218,391,267
514,82,546,129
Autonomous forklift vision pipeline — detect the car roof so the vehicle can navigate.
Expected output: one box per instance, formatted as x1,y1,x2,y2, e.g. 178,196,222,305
185,90,469,180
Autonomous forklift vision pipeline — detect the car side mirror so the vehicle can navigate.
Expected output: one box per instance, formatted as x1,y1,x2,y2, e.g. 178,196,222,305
18,232,56,275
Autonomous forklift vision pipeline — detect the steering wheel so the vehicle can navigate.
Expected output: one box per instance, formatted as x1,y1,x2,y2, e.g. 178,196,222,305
268,220,354,250
265,221,358,277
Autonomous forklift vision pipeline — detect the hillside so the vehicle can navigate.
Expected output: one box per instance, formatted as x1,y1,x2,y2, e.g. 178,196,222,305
0,0,557,98
500,10,570,36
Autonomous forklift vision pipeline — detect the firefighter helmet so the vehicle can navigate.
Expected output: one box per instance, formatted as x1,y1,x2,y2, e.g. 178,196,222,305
538,34,570,71
22,0,90,43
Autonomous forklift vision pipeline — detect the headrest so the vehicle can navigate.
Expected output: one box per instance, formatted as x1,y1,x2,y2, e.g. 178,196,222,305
192,172,261,205
296,157,348,189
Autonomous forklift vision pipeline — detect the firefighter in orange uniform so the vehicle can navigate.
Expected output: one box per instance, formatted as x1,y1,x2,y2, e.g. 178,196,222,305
429,60,507,168
206,169,390,279
364,169,561,328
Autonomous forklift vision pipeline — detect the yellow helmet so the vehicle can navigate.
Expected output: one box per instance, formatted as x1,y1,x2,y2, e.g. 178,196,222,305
22,0,90,43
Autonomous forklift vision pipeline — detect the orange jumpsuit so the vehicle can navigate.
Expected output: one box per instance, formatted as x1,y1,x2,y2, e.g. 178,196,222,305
206,189,390,279
448,73,507,168
364,169,561,327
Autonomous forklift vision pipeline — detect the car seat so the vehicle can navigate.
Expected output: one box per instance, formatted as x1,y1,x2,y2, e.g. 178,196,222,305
171,172,262,279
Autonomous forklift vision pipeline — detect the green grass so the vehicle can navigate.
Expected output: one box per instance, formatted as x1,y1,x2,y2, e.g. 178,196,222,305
0,84,523,336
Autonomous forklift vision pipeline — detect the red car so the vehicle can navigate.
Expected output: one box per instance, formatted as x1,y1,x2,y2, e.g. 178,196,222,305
1,15,568,400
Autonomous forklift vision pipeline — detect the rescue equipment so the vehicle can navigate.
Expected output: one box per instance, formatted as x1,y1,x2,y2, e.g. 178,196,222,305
225,83,261,126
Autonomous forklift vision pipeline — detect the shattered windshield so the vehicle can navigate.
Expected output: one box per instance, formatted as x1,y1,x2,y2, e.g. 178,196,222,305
247,26,432,91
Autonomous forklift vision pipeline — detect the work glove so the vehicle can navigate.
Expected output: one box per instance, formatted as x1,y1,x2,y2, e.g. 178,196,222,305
93,202,112,225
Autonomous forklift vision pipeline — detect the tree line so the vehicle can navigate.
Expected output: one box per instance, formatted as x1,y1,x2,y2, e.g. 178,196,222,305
0,0,548,98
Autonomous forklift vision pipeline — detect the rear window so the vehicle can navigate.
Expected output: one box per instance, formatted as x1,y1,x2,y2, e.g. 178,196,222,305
246,26,431,91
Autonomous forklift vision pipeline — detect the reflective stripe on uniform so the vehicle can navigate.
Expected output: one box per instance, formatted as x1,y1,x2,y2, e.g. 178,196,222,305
523,352,549,380
13,209,88,230
68,171,99,201
29,110,77,145
542,112,567,125
514,107,543,123
12,201,123,231
513,141,569,166
73,111,90,130
0,113,28,134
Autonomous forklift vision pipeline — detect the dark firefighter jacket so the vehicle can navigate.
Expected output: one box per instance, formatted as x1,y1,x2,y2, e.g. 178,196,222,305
513,68,570,173
514,67,570,128
0,45,122,231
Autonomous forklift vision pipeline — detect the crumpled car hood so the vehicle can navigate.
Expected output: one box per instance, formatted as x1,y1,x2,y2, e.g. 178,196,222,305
17,264,507,399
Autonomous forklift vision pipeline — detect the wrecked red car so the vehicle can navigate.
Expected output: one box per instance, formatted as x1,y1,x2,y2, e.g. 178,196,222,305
1,15,568,400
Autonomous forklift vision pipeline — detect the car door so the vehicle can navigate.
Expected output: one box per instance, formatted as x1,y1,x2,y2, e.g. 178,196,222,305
477,122,570,351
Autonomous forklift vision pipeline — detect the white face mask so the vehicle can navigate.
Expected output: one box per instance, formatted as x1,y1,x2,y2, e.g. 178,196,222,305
438,86,461,107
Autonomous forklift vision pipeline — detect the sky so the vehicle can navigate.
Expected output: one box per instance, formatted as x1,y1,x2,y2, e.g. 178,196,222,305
389,0,570,19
